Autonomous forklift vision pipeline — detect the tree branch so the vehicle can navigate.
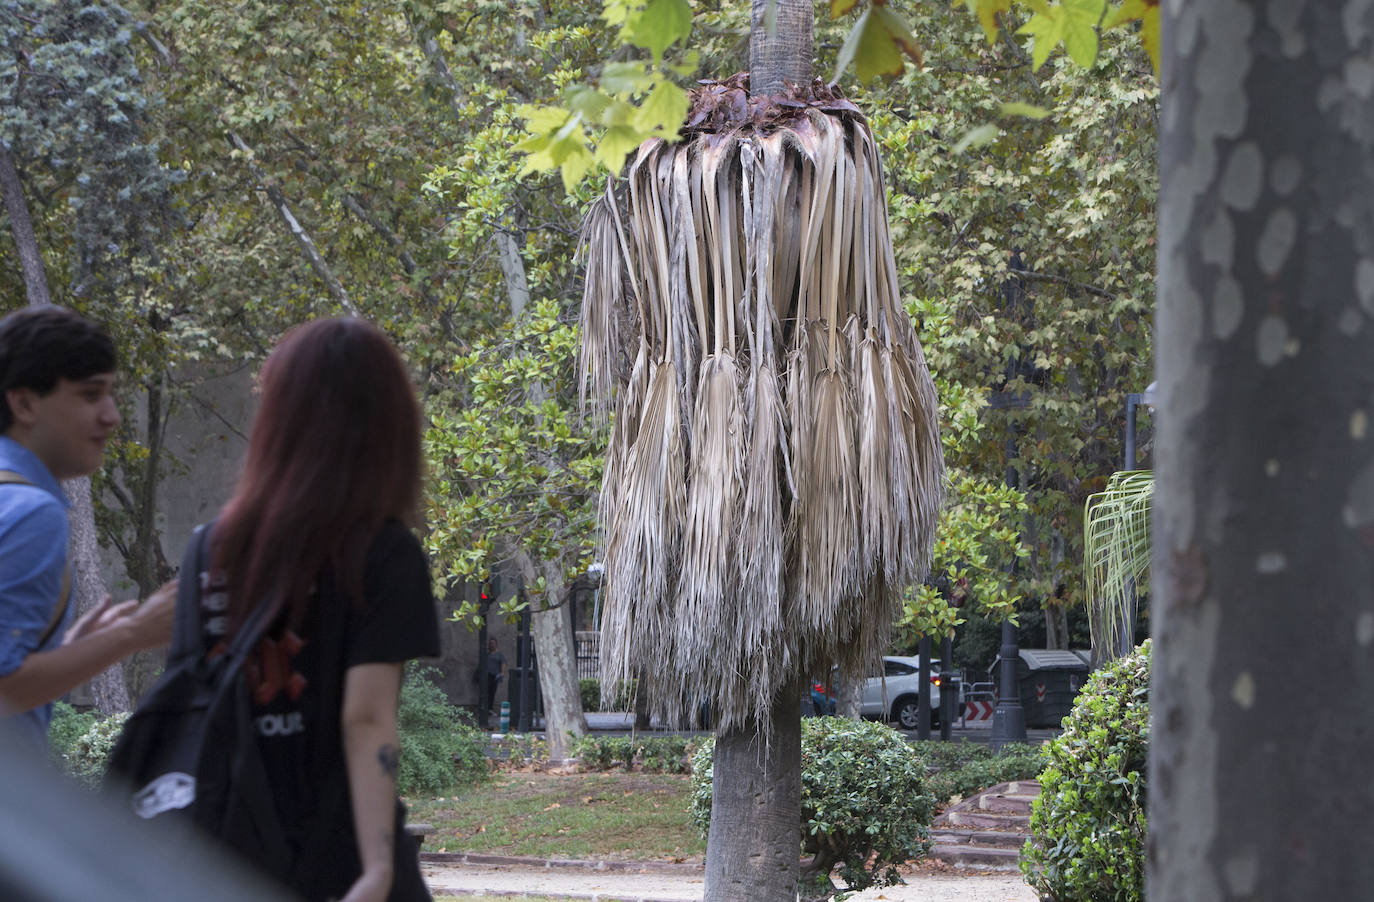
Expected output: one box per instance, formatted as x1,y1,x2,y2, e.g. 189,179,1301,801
1009,267,1118,300
0,140,52,306
224,128,355,312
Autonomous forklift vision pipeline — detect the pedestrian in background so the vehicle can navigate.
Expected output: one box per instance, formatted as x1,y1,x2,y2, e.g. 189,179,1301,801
486,637,505,718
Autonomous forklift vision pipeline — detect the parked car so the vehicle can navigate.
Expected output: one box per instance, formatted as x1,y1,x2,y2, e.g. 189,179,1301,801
809,656,946,729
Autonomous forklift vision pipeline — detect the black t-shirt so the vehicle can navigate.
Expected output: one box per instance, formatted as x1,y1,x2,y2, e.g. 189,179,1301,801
199,520,440,901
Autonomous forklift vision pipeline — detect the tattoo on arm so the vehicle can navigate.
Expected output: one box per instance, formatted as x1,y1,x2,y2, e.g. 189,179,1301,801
377,743,400,780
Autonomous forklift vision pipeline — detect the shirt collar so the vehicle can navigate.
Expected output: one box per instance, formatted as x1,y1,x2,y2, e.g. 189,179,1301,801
0,436,69,508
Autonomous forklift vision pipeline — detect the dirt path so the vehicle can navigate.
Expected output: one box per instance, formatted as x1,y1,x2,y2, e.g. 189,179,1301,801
422,860,1039,901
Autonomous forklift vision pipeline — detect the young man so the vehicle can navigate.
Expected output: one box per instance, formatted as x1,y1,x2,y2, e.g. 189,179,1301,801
0,306,175,750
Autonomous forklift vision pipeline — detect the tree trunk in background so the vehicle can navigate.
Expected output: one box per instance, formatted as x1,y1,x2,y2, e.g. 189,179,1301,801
3,147,130,711
836,676,862,720
0,142,51,307
517,552,587,760
703,8,816,898
66,477,130,714
704,681,802,902
748,0,812,96
1151,3,1374,898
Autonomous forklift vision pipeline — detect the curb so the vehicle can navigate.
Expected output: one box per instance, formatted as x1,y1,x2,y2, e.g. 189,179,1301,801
425,892,691,902
420,851,705,876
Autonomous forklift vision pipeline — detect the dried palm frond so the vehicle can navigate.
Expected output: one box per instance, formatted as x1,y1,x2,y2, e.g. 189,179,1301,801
582,77,945,732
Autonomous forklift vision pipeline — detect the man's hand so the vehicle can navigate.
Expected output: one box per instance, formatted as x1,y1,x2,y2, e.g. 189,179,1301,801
124,579,178,651
63,594,138,646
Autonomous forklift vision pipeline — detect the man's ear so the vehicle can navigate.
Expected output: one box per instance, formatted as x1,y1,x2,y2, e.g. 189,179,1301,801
4,387,39,429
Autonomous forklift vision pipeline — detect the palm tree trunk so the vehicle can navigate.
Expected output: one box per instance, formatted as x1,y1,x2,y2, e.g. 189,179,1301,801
703,10,817,899
748,0,813,96
704,678,802,902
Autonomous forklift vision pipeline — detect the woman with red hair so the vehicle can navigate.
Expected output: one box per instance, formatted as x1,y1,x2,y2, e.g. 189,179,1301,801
195,317,438,901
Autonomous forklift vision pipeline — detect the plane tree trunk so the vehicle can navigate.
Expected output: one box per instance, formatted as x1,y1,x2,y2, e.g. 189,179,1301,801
1151,2,1374,897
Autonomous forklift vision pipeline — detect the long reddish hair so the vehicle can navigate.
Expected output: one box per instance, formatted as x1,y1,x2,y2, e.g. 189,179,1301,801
212,317,423,630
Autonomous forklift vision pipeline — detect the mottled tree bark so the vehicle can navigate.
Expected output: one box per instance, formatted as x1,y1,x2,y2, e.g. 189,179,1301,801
749,0,812,96
0,142,51,307
518,552,588,761
704,682,802,902
1151,2,1374,898
66,477,130,714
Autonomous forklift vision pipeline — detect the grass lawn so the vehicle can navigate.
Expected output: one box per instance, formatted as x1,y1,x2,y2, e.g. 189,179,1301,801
407,771,705,862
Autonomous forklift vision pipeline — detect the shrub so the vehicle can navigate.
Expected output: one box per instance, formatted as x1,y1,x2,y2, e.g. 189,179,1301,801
908,738,992,771
690,717,934,896
571,734,692,773
926,742,1047,805
578,677,637,711
579,678,601,711
500,732,549,768
48,701,100,776
68,711,130,788
397,665,490,795
1021,641,1150,902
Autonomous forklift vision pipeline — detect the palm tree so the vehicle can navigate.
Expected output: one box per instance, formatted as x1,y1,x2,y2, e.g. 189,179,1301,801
578,3,944,897
1083,469,1153,659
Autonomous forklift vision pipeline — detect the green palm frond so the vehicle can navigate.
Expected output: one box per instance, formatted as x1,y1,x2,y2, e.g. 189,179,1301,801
1084,469,1154,659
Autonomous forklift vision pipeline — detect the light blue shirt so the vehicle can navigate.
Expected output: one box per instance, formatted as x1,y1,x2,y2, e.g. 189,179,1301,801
0,436,71,747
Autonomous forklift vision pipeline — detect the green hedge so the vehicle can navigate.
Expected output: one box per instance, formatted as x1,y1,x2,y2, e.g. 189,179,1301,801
925,742,1047,805
1021,641,1150,902
570,734,692,773
690,717,934,895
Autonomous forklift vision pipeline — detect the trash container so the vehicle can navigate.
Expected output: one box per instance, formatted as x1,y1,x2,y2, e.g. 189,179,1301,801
988,649,1090,728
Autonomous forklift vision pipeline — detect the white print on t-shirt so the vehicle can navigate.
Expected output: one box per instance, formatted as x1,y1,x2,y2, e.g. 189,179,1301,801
256,711,305,737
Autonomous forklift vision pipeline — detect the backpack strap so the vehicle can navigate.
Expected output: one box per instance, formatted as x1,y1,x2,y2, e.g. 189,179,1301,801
0,469,73,649
171,522,279,668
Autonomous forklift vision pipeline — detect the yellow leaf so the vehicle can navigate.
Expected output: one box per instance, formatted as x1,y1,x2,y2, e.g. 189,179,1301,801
830,0,860,17
972,0,1012,41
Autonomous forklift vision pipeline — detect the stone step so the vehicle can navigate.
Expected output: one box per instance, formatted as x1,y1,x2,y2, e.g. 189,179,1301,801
930,842,1022,868
974,792,1036,815
936,810,1029,831
931,829,1027,849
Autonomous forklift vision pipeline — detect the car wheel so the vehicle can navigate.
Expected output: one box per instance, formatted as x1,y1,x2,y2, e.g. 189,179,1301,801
893,696,922,730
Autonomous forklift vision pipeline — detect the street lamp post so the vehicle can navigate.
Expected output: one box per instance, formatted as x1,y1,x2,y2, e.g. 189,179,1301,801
990,435,1027,751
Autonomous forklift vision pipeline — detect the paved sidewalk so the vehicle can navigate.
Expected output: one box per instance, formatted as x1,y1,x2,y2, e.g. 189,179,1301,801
421,855,1038,902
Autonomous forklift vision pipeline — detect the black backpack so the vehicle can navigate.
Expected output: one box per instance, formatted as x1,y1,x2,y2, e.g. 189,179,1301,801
104,523,297,885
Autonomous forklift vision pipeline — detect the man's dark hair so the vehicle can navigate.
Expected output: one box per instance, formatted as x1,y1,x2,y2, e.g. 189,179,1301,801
0,306,117,432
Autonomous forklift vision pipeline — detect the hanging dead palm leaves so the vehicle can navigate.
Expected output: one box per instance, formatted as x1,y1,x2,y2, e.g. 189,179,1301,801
581,75,944,733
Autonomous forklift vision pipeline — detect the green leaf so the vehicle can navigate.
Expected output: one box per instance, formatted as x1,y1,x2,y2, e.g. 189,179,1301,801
599,61,655,96
834,6,923,83
633,81,688,137
1104,0,1160,72
1017,0,1105,69
830,0,860,17
559,142,596,193
565,85,610,120
999,101,1052,120
622,0,692,61
952,122,1000,154
518,104,573,135
595,125,644,173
